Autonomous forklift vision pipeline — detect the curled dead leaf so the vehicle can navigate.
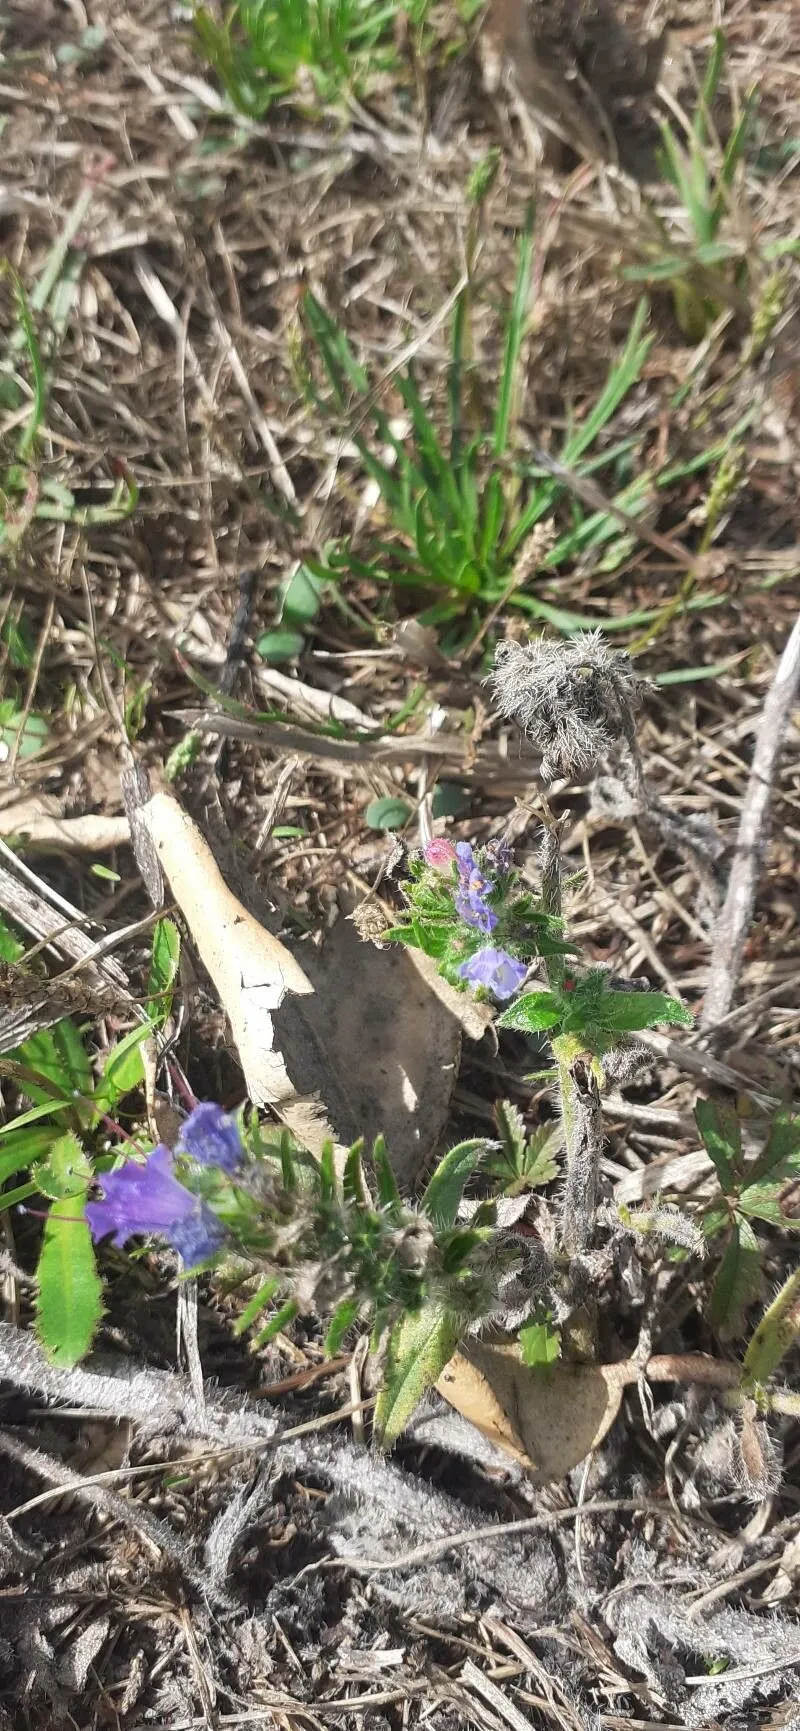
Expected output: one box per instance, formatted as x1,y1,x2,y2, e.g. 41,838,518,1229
437,1339,629,1483
295,909,464,1191
140,791,337,1155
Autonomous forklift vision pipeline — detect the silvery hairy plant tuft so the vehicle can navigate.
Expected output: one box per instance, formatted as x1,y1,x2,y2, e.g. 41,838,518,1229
490,630,649,782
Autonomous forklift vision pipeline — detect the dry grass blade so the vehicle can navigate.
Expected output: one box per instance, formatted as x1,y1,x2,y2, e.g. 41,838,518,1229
701,609,800,1035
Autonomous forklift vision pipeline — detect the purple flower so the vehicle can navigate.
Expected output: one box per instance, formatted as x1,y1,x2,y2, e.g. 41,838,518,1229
86,1145,225,1268
455,888,499,933
423,838,457,872
454,841,481,881
177,1102,244,1175
454,841,498,933
484,836,513,875
458,946,527,1001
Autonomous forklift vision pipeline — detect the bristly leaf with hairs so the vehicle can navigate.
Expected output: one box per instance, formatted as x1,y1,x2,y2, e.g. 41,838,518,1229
742,1267,800,1386
500,967,692,1064
707,1215,762,1340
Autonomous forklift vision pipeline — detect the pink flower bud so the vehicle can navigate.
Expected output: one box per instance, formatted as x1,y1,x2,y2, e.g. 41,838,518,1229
423,838,457,872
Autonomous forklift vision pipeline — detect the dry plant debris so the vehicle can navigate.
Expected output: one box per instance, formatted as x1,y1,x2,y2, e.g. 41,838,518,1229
1,0,800,1725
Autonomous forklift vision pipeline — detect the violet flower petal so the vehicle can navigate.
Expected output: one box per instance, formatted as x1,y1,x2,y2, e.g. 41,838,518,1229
458,946,527,1001
86,1145,225,1266
168,1204,226,1268
177,1101,244,1174
455,890,499,934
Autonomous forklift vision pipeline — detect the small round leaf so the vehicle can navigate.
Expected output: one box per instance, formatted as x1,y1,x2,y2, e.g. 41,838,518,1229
365,796,411,832
256,630,304,663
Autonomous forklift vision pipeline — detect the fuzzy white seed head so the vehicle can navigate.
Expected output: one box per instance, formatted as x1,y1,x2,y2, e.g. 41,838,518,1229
490,631,650,781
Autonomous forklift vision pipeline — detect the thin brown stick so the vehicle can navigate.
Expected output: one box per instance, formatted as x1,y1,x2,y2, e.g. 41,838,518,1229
701,610,800,1033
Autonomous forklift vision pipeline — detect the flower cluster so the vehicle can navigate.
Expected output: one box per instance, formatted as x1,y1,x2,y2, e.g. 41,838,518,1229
86,1102,243,1269
423,836,527,1001
454,841,498,934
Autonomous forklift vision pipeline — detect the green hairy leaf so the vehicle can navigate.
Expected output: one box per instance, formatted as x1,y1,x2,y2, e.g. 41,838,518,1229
252,1296,299,1349
587,988,692,1035
743,1267,800,1385
421,1139,484,1228
374,1303,462,1448
36,1132,92,1200
324,1297,360,1356
498,991,561,1033
708,1217,762,1339
36,1197,104,1368
371,1134,402,1214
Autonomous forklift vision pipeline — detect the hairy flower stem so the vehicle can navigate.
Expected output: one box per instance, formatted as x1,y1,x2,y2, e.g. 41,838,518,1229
558,1059,603,1260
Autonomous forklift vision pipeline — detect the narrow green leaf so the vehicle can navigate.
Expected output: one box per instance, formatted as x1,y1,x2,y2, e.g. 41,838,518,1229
562,299,651,467
697,27,726,142
252,1296,299,1349
708,1217,761,1339
695,1098,742,1194
372,1134,402,1214
233,1275,281,1337
92,1024,149,1117
497,991,561,1033
493,207,535,459
374,1304,462,1448
325,1297,360,1356
146,918,181,1027
343,1139,367,1208
0,1128,57,1181
35,1197,103,1368
318,1139,336,1204
743,1267,800,1384
0,1180,38,1212
421,1139,484,1228
280,1130,297,1192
